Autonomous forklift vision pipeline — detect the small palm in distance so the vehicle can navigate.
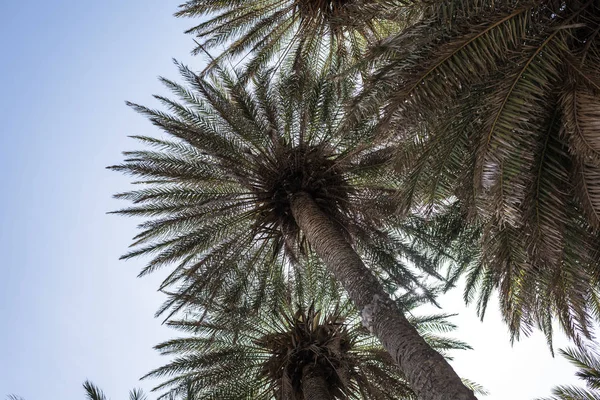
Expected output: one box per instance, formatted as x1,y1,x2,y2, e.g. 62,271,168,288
81,380,198,400
83,380,146,400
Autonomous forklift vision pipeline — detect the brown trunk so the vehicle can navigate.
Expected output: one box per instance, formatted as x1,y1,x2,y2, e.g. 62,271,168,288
302,365,333,400
290,191,477,400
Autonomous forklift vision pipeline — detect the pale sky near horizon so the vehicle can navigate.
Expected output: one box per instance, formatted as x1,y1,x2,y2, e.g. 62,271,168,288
0,1,586,399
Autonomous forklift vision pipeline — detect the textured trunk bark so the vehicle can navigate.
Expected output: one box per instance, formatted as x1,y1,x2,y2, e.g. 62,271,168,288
302,365,333,400
290,191,477,400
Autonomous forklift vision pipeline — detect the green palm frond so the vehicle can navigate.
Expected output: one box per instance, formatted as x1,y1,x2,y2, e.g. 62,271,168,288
173,0,415,77
563,347,600,390
111,62,473,321
356,0,600,346
144,262,471,399
537,346,600,399
542,387,600,400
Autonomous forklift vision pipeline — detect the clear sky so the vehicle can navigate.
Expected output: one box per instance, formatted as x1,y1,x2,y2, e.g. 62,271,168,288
0,1,583,399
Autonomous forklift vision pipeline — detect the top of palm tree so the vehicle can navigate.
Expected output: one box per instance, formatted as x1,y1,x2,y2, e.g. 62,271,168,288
143,262,473,399
537,346,600,400
255,302,393,399
352,0,600,347
110,62,469,319
173,0,413,77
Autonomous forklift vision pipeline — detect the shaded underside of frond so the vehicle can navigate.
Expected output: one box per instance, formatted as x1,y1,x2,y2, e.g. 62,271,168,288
174,0,412,76
356,0,600,345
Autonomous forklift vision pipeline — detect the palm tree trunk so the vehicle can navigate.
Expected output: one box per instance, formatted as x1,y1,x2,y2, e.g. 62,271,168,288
302,365,332,400
290,191,477,400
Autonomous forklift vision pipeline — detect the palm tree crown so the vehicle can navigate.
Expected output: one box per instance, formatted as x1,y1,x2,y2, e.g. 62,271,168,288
144,264,472,399
83,380,147,400
111,63,451,319
82,380,198,400
355,0,600,346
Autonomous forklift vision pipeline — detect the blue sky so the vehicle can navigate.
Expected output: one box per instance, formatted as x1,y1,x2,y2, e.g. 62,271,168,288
0,1,583,399
0,1,195,397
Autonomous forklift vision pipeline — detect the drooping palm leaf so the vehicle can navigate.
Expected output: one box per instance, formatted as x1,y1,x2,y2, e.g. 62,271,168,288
356,0,600,346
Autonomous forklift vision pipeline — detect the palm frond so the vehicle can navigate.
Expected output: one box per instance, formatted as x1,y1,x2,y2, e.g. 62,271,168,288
174,0,414,77
83,381,108,400
356,0,600,345
537,346,600,399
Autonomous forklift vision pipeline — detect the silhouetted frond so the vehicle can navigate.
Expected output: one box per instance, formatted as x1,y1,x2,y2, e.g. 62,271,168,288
83,381,108,400
82,380,147,400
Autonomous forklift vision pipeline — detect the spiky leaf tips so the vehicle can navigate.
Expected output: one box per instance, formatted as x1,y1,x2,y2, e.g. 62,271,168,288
174,0,407,76
110,62,453,321
249,138,353,255
356,0,600,346
255,304,366,400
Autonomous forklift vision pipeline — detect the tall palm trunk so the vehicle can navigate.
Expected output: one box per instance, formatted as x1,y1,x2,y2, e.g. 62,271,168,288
291,192,477,400
301,365,332,400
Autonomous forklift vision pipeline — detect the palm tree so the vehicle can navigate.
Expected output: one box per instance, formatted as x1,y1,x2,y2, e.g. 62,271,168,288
355,0,600,347
537,346,600,400
83,380,147,400
110,64,477,399
173,0,410,77
144,261,475,399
